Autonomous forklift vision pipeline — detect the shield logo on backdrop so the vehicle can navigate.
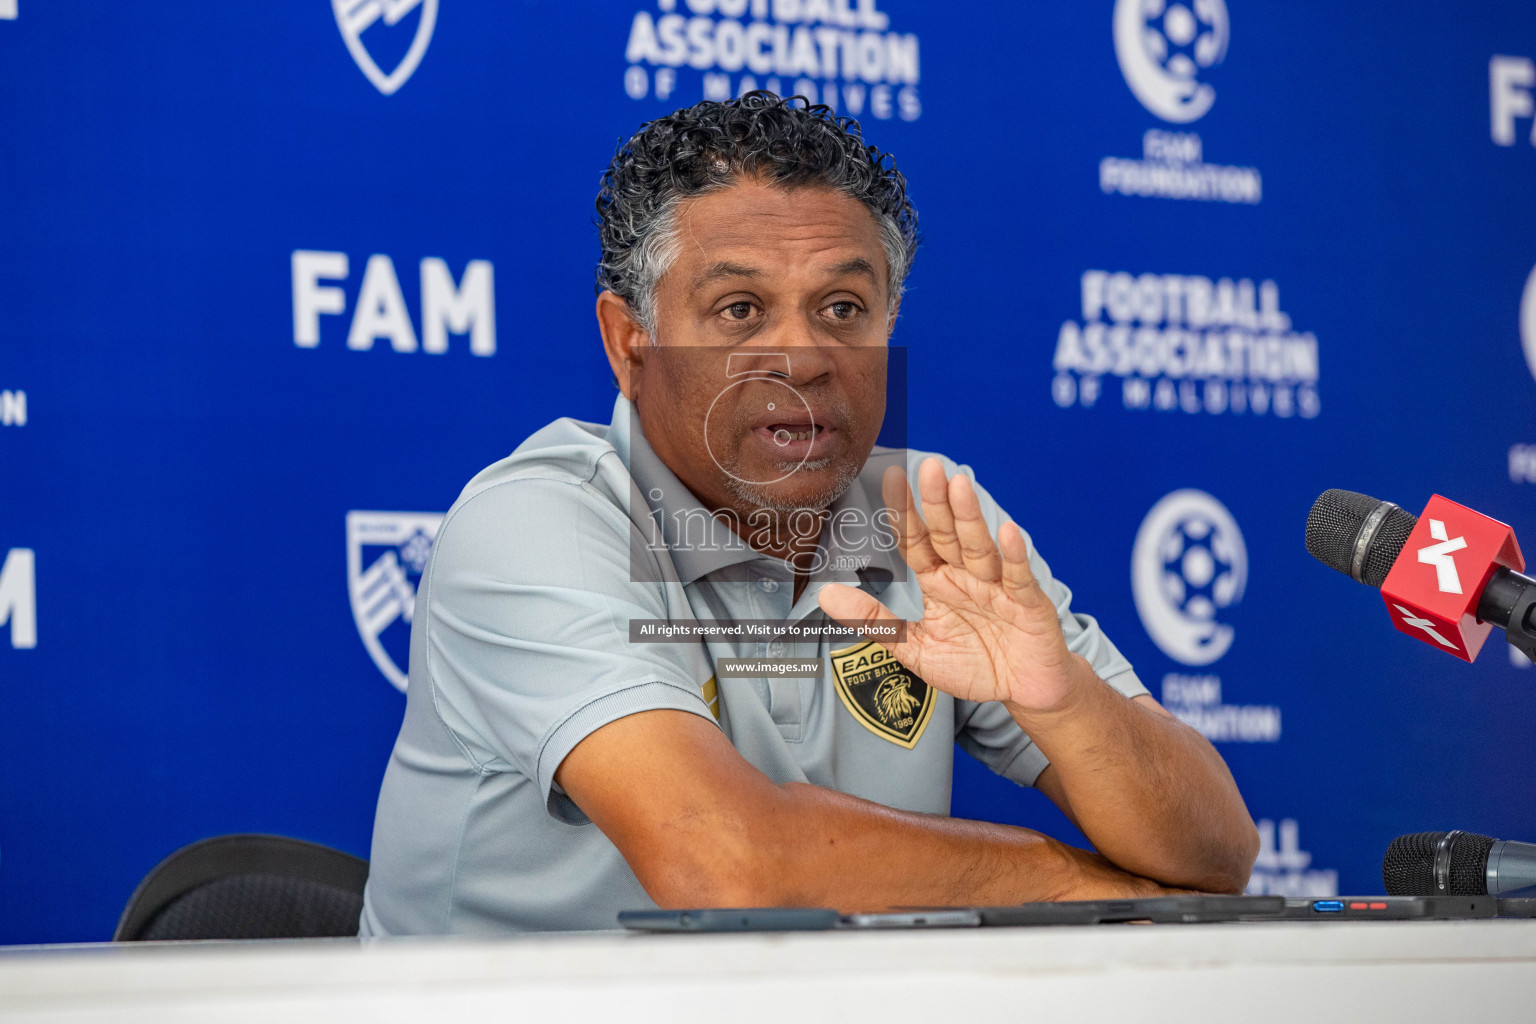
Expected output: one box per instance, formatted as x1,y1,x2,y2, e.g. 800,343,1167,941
347,510,444,691
332,0,439,96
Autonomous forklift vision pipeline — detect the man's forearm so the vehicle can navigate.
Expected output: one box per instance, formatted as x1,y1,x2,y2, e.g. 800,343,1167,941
1007,658,1258,893
642,779,1166,912
565,708,1190,913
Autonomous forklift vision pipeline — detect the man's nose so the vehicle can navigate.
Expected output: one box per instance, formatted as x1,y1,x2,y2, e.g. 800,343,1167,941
756,316,833,383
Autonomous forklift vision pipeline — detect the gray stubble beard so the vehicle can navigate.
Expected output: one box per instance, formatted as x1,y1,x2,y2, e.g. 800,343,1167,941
720,456,863,515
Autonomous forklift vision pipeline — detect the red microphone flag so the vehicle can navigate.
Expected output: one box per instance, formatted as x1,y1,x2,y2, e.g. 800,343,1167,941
1380,495,1525,662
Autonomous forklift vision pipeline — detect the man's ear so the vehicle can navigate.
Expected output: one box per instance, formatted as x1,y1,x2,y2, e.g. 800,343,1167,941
885,295,902,340
596,291,651,400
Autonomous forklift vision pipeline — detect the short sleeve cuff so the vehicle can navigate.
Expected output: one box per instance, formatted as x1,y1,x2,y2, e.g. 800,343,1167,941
994,741,1051,789
535,678,718,825
1101,666,1150,701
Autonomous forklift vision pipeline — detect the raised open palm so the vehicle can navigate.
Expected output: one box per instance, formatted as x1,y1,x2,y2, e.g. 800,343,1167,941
818,458,1084,712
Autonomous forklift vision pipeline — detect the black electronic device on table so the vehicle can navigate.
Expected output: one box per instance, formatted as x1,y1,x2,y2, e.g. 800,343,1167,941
618,908,842,932
1278,896,1496,920
974,895,1284,927
618,893,1534,933
617,907,982,932
619,896,1284,932
1496,898,1536,917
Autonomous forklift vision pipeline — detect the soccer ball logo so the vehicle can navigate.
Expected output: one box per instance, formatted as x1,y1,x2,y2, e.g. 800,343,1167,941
1114,0,1230,123
1142,1,1228,86
1157,512,1242,624
1132,490,1247,665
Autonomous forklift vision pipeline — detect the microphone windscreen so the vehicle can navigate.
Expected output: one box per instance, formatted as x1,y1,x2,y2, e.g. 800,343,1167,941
1382,831,1497,895
1451,832,1497,893
1382,831,1441,895
1306,489,1418,588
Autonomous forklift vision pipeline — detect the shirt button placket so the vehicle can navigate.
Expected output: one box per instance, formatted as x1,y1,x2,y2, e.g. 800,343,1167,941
758,574,785,657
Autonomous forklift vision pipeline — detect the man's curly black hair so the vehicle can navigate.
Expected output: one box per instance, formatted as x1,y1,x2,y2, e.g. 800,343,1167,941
595,91,919,335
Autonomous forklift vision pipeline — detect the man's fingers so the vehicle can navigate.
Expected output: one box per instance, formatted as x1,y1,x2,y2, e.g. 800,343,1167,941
999,521,1051,610
816,583,919,663
816,581,895,627
881,465,943,573
947,473,1002,582
917,457,963,566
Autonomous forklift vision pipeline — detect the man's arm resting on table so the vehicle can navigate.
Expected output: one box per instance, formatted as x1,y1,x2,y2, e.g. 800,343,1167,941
555,708,1173,912
812,460,1258,899
1027,663,1260,896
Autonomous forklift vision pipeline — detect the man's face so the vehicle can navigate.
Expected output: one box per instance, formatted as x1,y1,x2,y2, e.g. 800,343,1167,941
623,179,892,516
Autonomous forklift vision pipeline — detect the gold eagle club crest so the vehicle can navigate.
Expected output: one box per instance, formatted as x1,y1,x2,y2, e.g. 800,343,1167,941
830,642,935,749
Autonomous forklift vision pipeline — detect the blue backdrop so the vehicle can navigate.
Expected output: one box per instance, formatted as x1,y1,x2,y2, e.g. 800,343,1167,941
3,0,1535,943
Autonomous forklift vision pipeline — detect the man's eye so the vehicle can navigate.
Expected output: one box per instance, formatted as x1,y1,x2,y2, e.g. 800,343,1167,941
723,302,754,320
827,302,860,320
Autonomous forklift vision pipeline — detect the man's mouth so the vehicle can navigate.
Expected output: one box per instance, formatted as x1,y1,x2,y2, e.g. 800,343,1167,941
767,423,822,444
748,421,834,459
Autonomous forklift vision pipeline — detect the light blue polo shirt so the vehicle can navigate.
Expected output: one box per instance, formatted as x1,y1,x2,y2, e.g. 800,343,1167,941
359,396,1146,935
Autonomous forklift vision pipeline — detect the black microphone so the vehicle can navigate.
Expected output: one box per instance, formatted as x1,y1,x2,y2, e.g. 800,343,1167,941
1305,489,1536,660
1383,831,1536,897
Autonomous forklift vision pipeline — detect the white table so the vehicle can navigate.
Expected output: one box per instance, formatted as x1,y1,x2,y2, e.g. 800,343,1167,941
2,920,1534,1023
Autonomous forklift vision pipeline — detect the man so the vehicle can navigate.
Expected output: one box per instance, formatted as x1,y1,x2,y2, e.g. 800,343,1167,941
360,93,1257,936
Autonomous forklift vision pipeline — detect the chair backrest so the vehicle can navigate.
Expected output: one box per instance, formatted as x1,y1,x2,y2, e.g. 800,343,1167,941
114,834,369,941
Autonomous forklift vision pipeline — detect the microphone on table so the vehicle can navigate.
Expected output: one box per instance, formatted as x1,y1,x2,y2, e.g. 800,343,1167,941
1305,489,1536,663
1383,831,1536,897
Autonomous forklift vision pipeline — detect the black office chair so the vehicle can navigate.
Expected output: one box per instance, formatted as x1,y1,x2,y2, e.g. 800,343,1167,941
114,833,369,941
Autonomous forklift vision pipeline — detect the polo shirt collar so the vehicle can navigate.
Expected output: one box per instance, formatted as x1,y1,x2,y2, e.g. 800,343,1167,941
612,395,762,584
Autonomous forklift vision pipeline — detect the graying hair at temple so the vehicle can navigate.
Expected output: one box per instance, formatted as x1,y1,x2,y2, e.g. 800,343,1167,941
594,91,921,336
